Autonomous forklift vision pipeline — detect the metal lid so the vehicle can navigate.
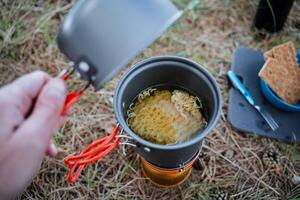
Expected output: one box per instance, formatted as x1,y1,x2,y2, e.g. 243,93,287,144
57,0,182,90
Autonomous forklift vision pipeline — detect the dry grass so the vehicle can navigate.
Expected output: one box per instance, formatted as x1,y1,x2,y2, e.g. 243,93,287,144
1,0,300,199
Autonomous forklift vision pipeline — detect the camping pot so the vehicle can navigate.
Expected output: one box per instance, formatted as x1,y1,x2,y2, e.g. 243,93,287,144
114,56,222,169
63,56,222,186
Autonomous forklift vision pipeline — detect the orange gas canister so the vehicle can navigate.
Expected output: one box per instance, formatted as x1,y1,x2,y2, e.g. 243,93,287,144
140,152,199,187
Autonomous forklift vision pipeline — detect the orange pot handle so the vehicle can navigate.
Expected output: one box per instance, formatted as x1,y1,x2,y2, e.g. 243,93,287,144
64,125,121,183
58,67,89,114
62,91,84,114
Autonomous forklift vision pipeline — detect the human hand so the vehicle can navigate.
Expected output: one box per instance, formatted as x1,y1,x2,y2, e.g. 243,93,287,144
0,71,67,199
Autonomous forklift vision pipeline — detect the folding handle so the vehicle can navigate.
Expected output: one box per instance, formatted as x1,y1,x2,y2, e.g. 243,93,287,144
62,91,84,114
64,125,121,183
59,67,120,183
58,67,89,114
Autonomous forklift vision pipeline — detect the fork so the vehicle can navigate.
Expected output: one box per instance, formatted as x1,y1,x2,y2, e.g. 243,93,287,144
227,71,279,131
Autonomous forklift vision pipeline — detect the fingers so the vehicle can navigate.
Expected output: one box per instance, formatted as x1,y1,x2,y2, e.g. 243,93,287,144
0,73,68,199
47,116,66,157
0,105,24,142
46,116,66,157
0,71,50,115
0,71,50,140
47,141,58,157
12,78,67,152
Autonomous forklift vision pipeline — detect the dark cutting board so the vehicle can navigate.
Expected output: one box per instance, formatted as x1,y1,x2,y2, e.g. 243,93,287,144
227,47,300,143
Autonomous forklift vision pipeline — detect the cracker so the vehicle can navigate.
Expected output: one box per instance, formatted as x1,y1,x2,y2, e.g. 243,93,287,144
264,41,298,71
259,58,300,105
260,41,300,105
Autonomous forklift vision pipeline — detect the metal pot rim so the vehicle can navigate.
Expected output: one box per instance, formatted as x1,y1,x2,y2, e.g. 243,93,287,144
114,56,222,150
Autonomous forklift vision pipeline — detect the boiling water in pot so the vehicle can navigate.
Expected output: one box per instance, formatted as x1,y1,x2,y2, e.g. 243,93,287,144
127,86,207,145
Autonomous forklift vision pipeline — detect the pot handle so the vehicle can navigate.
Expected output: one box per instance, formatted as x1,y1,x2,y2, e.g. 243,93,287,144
64,124,121,183
58,66,90,114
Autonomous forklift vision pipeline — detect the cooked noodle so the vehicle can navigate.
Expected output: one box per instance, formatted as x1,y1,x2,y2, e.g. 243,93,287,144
127,88,206,145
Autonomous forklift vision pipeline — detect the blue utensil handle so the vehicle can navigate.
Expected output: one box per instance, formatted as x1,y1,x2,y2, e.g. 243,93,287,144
227,71,255,105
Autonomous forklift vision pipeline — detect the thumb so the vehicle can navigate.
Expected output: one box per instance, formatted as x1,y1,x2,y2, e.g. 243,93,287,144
13,78,67,148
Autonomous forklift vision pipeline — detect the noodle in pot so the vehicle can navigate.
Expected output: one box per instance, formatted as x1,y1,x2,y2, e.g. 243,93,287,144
127,88,206,145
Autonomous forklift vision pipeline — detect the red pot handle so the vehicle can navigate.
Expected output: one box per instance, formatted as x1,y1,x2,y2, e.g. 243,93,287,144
62,91,84,114
58,67,89,114
64,125,121,183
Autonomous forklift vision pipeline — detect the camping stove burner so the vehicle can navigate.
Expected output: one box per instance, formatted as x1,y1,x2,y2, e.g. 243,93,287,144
140,150,200,187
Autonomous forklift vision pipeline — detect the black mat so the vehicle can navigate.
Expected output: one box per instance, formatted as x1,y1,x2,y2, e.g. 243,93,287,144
227,47,300,143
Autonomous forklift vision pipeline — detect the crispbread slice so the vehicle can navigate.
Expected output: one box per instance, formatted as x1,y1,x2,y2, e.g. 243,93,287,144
259,58,300,105
263,41,298,71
